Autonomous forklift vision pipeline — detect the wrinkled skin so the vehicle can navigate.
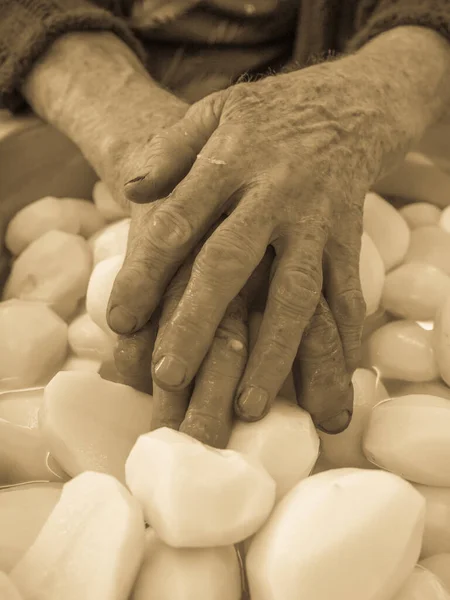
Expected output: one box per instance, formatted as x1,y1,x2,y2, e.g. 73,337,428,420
112,219,354,447
107,56,390,435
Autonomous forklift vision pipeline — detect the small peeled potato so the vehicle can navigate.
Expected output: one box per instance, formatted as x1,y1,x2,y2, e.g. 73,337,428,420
88,218,130,265
381,262,450,321
3,230,92,321
404,226,450,276
60,198,106,238
5,196,81,256
420,555,450,592
400,202,442,229
359,232,385,316
319,368,388,469
86,255,124,335
392,565,449,600
363,192,410,271
413,484,450,558
0,300,67,390
363,394,450,487
68,312,114,362
362,320,439,382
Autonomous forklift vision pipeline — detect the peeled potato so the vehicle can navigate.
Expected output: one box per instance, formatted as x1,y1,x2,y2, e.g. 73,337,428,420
92,180,130,222
86,255,124,335
68,311,114,362
246,468,425,600
0,387,67,485
387,380,450,401
0,482,63,572
363,395,450,486
60,198,106,237
5,196,81,256
10,472,145,600
132,529,242,600
0,573,22,600
60,355,101,373
227,398,319,501
420,555,450,592
413,485,450,558
89,218,130,265
363,192,410,271
0,386,43,428
392,565,449,600
400,202,441,229
319,368,388,469
433,296,450,387
381,262,450,321
3,230,92,320
359,232,385,316
126,427,276,548
362,321,439,382
0,300,67,390
404,226,450,276
40,371,153,483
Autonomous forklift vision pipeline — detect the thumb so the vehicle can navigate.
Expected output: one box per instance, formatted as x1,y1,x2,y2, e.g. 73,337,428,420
124,92,226,204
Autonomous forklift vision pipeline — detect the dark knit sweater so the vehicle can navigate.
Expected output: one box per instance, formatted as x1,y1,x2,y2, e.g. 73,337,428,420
0,0,450,111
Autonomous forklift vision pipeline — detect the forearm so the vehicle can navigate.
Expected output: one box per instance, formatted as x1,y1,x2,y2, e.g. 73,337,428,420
348,26,450,177
22,31,187,182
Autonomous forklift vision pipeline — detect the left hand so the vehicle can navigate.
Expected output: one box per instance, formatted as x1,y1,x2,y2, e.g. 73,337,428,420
107,56,386,430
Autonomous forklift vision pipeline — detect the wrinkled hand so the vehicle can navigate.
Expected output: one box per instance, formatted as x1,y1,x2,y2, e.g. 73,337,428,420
111,218,274,447
111,213,354,446
106,57,388,431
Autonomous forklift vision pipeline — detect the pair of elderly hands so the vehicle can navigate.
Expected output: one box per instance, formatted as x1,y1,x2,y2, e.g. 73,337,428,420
96,52,396,449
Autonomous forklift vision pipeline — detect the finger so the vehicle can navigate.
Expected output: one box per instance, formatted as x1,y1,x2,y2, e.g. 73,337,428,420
248,310,297,403
107,201,194,335
113,318,157,395
179,248,272,446
324,221,366,375
293,295,353,434
149,255,195,431
151,383,192,431
124,93,226,203
107,126,244,336
235,222,328,421
180,294,248,448
151,205,273,391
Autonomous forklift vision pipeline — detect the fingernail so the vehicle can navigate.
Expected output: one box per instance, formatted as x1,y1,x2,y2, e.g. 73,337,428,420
317,409,353,434
154,355,187,387
108,306,137,334
236,386,269,420
124,175,146,186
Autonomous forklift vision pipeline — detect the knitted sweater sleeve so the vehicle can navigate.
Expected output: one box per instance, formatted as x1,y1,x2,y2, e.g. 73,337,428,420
0,0,147,112
346,0,450,51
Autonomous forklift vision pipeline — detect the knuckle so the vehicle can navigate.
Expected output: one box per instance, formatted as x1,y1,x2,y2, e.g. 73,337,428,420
333,288,366,326
194,232,258,282
148,206,193,254
305,315,339,353
271,265,321,319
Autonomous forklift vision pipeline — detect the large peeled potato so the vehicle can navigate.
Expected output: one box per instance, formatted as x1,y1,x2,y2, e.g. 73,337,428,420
246,468,425,600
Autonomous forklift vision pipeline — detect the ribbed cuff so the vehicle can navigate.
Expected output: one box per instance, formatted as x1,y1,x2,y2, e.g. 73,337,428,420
0,0,148,112
346,0,450,52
